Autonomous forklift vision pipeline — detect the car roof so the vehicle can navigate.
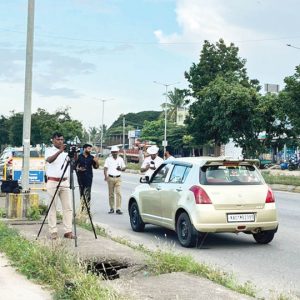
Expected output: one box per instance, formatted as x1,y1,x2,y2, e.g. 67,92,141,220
171,156,259,166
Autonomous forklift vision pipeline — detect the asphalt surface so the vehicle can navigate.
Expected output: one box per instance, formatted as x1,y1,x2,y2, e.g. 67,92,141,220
0,168,299,299
88,170,300,299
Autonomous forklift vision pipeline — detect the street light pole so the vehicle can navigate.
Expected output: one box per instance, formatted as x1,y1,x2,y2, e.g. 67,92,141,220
153,81,179,153
287,44,300,50
98,98,113,156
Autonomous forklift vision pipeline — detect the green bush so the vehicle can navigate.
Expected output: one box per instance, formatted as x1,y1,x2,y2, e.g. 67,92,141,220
262,172,300,186
26,205,41,221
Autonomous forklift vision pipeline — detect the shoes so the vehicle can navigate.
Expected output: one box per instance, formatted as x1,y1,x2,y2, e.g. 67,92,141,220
64,232,76,239
50,232,58,240
116,209,123,215
108,208,114,214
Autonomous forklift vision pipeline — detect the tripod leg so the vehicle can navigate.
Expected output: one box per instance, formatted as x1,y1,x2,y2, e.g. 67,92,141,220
75,170,97,239
81,186,97,239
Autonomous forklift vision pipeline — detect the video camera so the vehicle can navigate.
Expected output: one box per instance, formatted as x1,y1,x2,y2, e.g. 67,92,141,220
65,141,80,159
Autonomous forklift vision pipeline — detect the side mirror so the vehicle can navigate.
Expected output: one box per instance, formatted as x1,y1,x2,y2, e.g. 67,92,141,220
140,176,150,183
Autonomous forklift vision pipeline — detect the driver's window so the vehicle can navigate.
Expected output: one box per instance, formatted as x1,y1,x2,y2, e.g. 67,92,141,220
151,164,171,183
169,165,189,183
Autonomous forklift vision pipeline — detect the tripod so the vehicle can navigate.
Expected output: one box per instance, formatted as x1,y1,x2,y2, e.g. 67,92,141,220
37,152,97,247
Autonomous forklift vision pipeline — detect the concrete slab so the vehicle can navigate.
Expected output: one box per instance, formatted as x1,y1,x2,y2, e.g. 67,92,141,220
0,254,52,300
4,222,254,300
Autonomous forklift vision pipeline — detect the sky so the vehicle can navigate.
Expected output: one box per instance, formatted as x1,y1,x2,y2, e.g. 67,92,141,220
1,0,300,130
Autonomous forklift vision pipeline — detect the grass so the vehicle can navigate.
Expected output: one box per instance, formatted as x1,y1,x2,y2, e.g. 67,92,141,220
146,250,256,297
78,221,256,298
262,171,300,186
0,221,121,300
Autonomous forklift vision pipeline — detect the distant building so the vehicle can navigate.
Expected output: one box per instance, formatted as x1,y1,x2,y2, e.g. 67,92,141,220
176,107,188,126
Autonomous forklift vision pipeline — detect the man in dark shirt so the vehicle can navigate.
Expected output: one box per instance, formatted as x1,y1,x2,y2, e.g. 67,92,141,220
75,143,99,216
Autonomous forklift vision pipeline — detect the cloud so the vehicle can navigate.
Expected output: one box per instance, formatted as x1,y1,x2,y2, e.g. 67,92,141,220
154,0,269,55
34,85,81,98
0,48,25,82
0,44,96,97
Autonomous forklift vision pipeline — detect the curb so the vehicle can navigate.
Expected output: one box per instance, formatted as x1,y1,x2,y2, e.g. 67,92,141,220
269,184,300,193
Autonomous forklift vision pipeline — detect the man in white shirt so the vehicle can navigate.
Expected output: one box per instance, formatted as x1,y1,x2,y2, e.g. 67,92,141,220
104,146,126,214
45,132,74,240
164,146,175,161
140,145,164,180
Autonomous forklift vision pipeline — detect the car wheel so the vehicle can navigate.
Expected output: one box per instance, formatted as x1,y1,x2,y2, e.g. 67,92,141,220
176,212,198,248
253,231,275,244
129,202,145,232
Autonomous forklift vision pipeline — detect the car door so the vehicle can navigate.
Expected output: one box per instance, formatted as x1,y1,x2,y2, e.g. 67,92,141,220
139,163,172,225
161,164,192,228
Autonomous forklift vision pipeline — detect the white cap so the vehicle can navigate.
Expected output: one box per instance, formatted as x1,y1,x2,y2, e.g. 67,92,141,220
147,145,159,155
111,145,119,152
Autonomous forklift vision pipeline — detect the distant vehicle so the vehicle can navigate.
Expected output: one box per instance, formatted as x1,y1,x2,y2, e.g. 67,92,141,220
288,155,299,171
0,147,41,181
128,157,278,248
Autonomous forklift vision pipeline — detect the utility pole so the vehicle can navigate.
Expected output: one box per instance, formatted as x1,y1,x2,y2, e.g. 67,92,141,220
98,98,113,156
123,117,127,164
100,99,106,156
22,0,35,191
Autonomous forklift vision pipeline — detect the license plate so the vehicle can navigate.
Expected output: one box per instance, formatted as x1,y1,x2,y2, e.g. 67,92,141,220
227,213,255,223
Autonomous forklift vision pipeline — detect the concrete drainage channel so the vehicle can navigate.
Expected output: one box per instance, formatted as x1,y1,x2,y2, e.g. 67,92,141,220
86,260,129,280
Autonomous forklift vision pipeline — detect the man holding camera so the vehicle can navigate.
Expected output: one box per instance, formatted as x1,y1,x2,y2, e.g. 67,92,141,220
45,132,74,240
104,146,126,214
140,145,164,180
75,143,99,216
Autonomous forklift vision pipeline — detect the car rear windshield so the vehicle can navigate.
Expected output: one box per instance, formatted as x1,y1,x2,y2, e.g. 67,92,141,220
12,150,40,158
200,165,263,185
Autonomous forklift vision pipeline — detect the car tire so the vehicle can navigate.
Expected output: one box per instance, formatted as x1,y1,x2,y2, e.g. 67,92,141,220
176,212,198,248
129,202,145,232
253,231,275,244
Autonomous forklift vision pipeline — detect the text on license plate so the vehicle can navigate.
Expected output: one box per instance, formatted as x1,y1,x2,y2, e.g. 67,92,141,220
227,213,255,223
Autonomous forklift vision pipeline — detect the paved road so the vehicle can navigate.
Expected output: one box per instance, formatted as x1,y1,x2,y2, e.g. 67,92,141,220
70,170,299,299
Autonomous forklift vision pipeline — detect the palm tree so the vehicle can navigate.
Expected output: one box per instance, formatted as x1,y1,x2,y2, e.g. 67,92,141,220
164,88,188,122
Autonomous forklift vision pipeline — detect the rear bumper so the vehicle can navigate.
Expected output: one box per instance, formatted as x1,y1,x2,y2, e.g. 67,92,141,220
193,221,279,233
191,204,278,233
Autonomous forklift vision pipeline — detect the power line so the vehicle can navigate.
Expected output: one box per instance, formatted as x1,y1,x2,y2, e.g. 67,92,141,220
1,27,300,45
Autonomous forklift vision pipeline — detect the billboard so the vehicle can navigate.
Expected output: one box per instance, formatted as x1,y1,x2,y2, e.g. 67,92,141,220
12,157,45,184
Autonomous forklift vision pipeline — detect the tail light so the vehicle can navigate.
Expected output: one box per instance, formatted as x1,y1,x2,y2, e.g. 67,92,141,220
189,185,212,204
265,187,275,203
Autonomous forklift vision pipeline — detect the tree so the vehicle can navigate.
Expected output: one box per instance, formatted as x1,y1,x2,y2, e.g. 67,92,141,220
0,108,84,147
110,111,161,129
7,112,23,146
140,119,164,145
141,119,188,152
186,75,262,156
0,115,9,150
166,88,189,122
280,65,300,135
184,39,268,156
185,39,260,95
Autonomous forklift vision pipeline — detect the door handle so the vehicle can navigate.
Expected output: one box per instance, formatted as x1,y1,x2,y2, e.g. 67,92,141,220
176,188,182,192
156,186,162,190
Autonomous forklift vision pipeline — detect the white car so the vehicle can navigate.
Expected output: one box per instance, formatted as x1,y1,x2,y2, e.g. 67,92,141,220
128,157,278,247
